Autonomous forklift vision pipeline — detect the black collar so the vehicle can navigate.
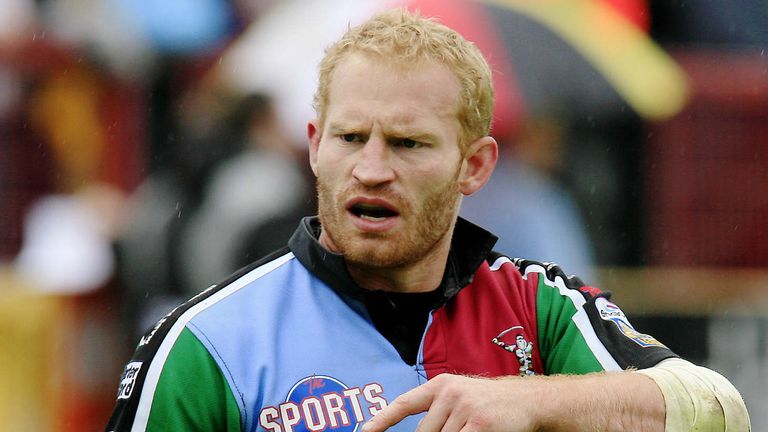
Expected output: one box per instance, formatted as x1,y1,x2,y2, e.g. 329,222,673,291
288,216,498,303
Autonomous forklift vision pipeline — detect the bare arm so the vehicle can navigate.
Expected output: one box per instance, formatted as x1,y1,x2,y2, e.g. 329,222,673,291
361,371,665,432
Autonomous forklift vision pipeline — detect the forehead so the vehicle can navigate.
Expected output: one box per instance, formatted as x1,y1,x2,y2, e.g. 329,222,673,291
324,52,462,133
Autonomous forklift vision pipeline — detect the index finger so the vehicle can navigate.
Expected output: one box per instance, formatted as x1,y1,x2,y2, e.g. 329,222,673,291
361,384,434,432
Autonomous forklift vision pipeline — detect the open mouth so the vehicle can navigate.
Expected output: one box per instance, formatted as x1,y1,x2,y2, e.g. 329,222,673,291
348,202,399,221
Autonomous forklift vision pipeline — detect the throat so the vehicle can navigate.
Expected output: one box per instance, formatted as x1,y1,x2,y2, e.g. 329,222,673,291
345,235,452,293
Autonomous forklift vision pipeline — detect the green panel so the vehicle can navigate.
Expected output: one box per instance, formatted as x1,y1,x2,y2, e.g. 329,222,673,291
146,327,241,431
535,276,604,374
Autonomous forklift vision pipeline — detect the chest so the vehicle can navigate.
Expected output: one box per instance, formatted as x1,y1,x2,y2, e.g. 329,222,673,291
421,267,544,378
195,265,542,431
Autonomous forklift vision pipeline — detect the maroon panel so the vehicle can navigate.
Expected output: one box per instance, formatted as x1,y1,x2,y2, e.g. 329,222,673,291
422,262,543,379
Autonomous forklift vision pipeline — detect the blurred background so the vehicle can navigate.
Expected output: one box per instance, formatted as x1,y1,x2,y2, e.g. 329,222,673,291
0,0,766,430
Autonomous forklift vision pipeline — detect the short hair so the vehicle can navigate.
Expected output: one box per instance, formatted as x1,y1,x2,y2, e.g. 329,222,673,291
313,8,494,148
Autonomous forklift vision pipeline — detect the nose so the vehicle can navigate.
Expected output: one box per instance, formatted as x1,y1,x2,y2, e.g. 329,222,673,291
352,137,395,186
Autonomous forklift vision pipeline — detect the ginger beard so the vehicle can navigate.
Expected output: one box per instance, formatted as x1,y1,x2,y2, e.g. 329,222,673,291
316,161,463,270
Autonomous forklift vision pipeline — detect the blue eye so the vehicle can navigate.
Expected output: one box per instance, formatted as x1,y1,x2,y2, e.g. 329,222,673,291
401,138,419,149
341,134,358,142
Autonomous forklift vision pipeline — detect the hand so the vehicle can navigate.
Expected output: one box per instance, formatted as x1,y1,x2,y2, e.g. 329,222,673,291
360,374,540,432
360,371,667,432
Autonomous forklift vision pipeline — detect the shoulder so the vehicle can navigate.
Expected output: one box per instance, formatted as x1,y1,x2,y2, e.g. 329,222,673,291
106,247,297,430
483,252,600,300
141,247,296,350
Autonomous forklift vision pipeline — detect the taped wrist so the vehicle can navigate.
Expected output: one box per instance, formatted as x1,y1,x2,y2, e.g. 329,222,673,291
637,358,751,431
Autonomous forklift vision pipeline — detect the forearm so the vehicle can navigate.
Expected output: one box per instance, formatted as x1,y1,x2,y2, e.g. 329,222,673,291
361,362,748,432
527,372,665,431
361,372,665,432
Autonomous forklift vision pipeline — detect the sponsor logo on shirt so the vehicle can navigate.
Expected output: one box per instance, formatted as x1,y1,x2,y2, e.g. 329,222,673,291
116,361,142,400
597,299,626,320
259,375,388,432
595,298,666,348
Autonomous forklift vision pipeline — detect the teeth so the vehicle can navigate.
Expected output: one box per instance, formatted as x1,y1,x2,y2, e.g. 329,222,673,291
360,214,386,222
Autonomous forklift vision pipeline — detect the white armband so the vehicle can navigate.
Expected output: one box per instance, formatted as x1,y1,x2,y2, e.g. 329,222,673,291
637,358,751,431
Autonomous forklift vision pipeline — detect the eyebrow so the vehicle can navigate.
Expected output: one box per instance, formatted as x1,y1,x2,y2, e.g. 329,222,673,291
326,122,360,134
386,130,440,144
327,124,440,144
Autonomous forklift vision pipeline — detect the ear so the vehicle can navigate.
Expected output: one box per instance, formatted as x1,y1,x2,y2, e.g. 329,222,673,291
458,136,498,196
307,120,321,177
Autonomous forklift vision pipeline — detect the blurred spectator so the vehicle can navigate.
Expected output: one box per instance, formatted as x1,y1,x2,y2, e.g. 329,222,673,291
1,24,144,290
0,1,248,428
0,2,152,429
177,93,312,290
116,90,313,338
461,117,598,282
15,186,122,294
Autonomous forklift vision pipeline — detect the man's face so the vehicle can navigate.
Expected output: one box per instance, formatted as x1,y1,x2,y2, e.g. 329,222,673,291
309,53,466,270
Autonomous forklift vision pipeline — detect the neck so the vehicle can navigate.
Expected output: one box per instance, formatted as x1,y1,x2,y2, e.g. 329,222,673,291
347,244,450,293
318,226,455,294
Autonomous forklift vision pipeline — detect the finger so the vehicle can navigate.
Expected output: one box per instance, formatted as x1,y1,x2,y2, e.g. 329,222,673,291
413,399,451,432
361,386,434,432
441,411,468,432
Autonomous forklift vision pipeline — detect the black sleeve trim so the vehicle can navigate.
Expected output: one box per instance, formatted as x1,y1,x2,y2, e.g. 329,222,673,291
584,294,679,369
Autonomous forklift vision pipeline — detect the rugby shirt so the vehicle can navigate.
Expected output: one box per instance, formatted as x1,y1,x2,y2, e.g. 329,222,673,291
106,216,676,432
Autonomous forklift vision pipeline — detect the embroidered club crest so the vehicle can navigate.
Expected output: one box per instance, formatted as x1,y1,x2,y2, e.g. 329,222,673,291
492,326,535,376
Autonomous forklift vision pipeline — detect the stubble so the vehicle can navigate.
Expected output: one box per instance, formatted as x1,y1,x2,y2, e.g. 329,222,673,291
316,167,462,270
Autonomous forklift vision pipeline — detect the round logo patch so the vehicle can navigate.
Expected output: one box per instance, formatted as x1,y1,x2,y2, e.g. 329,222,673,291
285,376,359,432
